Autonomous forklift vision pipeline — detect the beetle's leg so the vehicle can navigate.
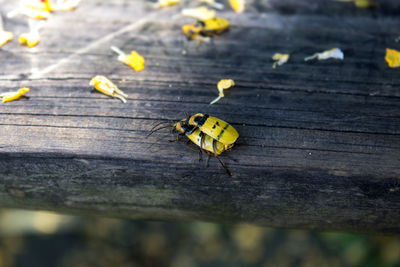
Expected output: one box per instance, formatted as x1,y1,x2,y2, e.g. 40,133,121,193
198,132,205,162
168,133,183,142
212,139,218,156
195,35,210,48
216,156,232,177
205,154,211,167
212,140,231,176
184,139,199,152
199,132,205,150
198,148,203,162
196,38,202,48
169,137,177,142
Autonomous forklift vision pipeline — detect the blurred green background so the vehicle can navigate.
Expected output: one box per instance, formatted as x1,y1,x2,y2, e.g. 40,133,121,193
0,209,399,267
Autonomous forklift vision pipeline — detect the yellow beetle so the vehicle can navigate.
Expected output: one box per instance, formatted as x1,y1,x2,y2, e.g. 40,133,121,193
182,17,229,40
174,120,232,176
148,114,238,176
175,120,226,155
187,113,239,147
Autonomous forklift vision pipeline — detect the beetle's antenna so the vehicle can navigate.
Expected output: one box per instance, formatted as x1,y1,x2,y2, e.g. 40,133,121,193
146,124,172,138
149,121,170,132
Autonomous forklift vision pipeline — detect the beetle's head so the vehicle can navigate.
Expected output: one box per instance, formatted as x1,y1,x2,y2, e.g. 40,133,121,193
174,119,194,134
182,21,204,39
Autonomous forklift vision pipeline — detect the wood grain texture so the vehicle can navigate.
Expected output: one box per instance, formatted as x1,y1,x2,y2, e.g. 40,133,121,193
0,0,400,233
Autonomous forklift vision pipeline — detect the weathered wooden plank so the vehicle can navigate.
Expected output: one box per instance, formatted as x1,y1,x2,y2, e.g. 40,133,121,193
0,0,400,233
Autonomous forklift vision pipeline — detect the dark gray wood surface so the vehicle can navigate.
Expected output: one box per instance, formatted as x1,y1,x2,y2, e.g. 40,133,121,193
1,0,400,233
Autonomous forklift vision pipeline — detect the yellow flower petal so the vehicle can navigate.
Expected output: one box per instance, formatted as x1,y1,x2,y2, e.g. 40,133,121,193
354,0,378,8
1,88,30,103
305,48,343,61
22,0,54,12
272,53,290,68
385,48,400,68
335,0,378,8
156,0,180,8
229,0,245,13
210,79,235,105
111,46,145,71
89,75,128,103
19,32,40,47
198,0,224,10
120,51,145,71
0,31,13,47
218,79,235,92
182,7,216,21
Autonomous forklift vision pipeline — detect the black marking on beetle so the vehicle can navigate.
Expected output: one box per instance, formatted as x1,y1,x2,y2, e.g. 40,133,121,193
212,121,220,130
197,21,206,27
194,114,209,126
184,124,196,134
216,124,229,141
